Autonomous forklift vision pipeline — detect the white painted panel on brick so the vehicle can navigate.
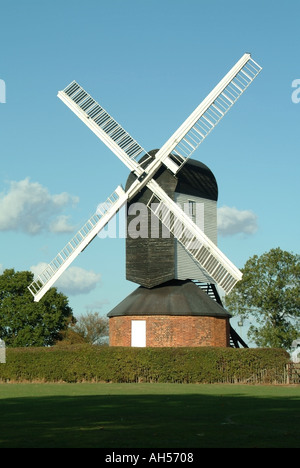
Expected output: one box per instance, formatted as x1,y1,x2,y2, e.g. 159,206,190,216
131,320,146,347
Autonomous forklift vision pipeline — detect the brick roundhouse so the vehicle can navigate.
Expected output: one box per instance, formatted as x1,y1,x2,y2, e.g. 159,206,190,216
108,279,231,347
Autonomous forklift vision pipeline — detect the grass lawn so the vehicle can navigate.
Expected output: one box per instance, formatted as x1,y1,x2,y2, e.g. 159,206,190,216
0,383,299,448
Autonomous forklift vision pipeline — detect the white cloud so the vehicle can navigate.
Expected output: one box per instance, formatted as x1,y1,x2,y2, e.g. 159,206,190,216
0,178,79,234
49,215,75,233
217,206,258,237
57,267,101,295
31,263,101,296
85,299,110,311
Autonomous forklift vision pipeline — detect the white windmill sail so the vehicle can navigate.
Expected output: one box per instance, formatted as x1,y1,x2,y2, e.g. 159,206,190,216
147,180,242,294
58,83,149,177
28,53,261,301
28,186,127,302
158,53,262,173
58,53,261,181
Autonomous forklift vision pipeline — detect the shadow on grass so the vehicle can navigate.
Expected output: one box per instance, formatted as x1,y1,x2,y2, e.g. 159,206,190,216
0,391,299,448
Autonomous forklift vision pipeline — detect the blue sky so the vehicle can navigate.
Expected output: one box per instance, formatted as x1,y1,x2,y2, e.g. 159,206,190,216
0,0,299,336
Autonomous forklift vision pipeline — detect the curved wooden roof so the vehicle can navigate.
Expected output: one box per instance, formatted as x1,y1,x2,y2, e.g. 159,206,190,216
125,150,218,201
108,280,231,318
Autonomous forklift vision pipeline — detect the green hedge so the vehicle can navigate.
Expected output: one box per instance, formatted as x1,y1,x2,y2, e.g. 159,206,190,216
0,346,290,384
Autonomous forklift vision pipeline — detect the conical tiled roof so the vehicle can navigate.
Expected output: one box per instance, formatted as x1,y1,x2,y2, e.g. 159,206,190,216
108,280,231,318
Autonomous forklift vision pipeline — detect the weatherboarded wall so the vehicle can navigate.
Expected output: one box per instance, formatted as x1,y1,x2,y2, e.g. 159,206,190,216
174,193,217,283
126,164,177,288
125,154,219,288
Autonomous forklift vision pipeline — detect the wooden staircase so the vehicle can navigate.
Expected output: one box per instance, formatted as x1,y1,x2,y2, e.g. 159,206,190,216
193,281,248,348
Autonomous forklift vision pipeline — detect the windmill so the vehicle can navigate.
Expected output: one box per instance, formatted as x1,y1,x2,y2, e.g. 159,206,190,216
28,53,261,346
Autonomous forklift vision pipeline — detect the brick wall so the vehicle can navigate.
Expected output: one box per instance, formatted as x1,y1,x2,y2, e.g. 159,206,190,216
109,315,230,347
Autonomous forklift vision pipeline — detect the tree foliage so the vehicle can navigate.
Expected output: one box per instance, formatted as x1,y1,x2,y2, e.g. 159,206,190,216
72,312,109,345
225,248,300,349
0,269,75,347
55,328,87,346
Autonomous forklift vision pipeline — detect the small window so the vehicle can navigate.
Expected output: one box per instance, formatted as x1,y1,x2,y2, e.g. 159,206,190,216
188,200,196,219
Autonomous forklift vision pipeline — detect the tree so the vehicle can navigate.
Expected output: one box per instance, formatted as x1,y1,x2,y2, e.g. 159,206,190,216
0,269,75,347
72,312,109,345
55,327,87,346
225,248,300,349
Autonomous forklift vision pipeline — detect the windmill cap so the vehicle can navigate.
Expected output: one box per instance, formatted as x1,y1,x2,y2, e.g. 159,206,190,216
126,150,218,201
